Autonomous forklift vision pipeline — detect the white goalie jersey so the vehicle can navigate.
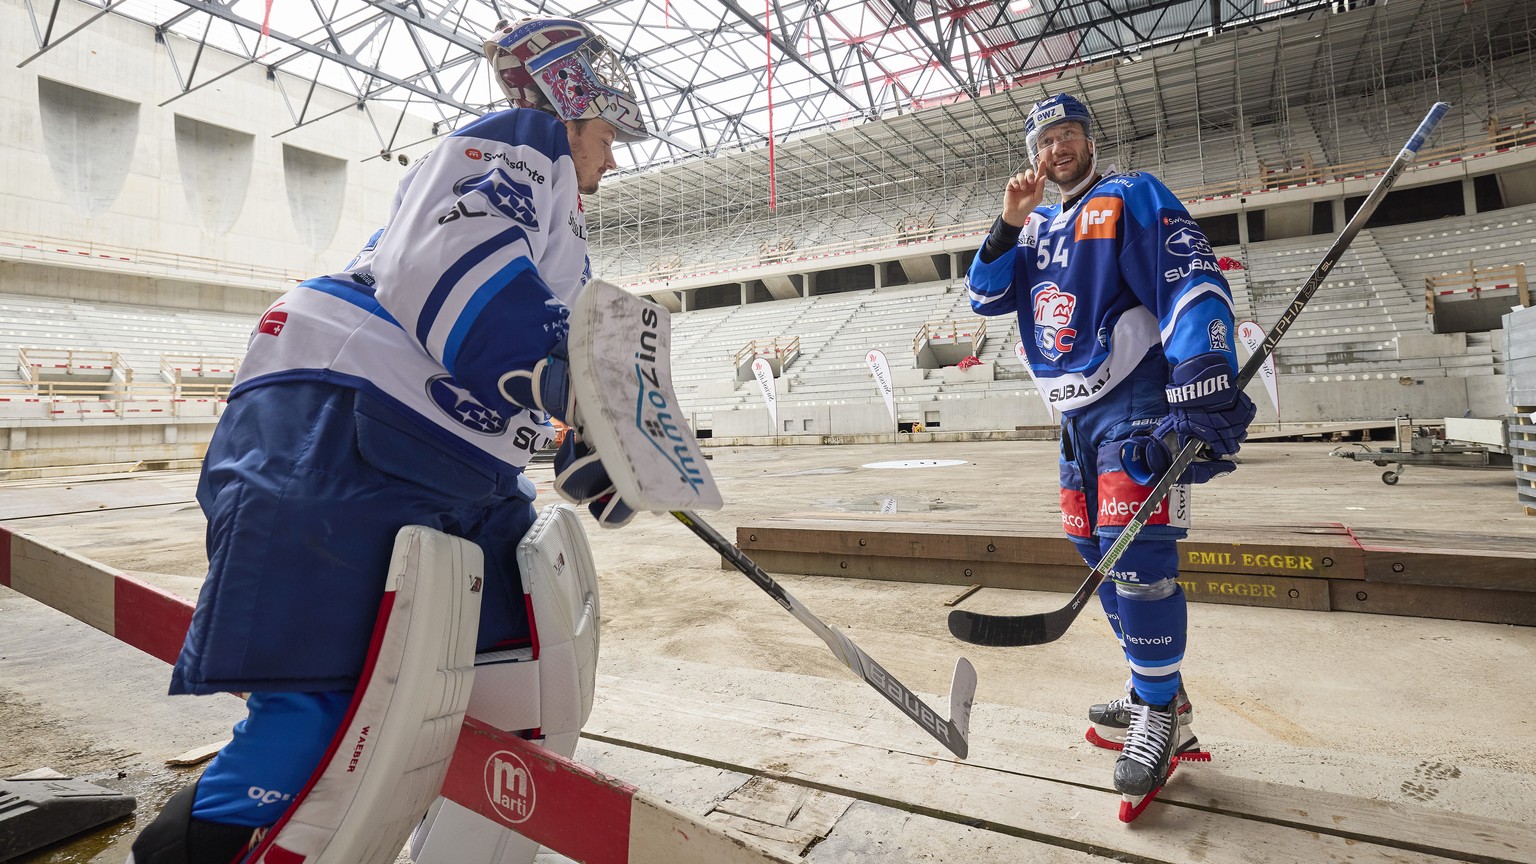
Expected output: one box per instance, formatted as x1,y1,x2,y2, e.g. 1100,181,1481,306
233,107,594,474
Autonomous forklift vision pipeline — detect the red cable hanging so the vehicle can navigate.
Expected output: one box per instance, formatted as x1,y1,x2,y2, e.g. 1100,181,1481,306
766,0,776,211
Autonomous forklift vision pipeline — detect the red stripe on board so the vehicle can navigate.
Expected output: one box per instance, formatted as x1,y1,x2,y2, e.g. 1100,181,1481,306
112,575,194,665
442,717,636,864
0,528,11,588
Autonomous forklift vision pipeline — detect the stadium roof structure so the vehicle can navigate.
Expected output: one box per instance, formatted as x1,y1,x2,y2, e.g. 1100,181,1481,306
584,0,1533,240
18,0,1374,169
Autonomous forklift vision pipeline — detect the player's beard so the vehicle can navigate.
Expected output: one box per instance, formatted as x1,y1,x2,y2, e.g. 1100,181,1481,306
1047,149,1093,189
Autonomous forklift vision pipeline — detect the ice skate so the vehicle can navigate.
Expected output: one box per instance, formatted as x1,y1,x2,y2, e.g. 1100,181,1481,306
1113,694,1187,823
1086,680,1207,763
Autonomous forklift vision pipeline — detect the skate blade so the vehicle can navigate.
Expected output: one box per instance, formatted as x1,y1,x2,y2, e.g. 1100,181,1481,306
1085,727,1124,751
1117,759,1180,823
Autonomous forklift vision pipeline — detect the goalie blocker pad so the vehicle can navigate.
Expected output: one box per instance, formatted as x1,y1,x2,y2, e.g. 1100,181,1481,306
567,279,723,513
410,503,601,864
247,526,484,864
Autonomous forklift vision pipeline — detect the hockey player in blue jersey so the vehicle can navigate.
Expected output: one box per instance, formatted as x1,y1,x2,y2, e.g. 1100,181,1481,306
967,93,1256,820
127,17,649,863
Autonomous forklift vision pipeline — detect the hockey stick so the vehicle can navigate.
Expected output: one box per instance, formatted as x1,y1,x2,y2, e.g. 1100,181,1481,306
672,510,975,759
949,101,1451,648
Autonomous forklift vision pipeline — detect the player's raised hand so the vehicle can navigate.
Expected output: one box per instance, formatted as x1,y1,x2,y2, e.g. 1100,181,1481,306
1001,150,1049,227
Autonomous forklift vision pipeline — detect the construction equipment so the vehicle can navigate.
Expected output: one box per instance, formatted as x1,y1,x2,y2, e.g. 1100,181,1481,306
1330,416,1511,484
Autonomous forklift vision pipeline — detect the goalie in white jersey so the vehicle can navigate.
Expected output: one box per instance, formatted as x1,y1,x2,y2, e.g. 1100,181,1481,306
129,17,648,864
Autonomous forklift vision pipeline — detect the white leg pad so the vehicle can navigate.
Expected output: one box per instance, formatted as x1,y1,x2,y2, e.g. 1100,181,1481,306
412,504,600,864
249,526,484,864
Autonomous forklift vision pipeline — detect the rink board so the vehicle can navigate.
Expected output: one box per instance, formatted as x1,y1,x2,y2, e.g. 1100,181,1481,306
0,525,792,864
734,514,1536,625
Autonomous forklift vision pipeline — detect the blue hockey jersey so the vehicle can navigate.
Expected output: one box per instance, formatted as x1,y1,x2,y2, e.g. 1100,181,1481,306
232,107,591,475
967,171,1237,415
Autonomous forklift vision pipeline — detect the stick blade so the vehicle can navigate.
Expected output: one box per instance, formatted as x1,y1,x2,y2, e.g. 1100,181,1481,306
948,608,1057,647
948,657,976,753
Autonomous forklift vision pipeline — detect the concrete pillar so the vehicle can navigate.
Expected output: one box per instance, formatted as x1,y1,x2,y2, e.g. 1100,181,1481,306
740,282,750,305
1237,207,1251,246
873,263,883,290
1462,177,1478,215
1331,198,1346,231
682,289,695,312
805,271,817,297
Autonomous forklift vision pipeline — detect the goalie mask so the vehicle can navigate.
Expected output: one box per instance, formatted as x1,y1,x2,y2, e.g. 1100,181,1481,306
1024,93,1094,161
483,18,650,143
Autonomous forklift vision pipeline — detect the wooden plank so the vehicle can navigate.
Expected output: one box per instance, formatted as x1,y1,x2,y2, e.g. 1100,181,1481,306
1174,571,1331,611
704,778,854,859
738,520,1087,567
739,549,1085,592
1328,580,1536,625
754,548,1330,612
738,516,1368,581
944,584,982,606
588,680,1509,864
1359,547,1535,591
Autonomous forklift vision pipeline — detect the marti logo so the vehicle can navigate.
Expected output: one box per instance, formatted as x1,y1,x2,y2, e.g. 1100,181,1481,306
484,750,535,824
1031,282,1077,361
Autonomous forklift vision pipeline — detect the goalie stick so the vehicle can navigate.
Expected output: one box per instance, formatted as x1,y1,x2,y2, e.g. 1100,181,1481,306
674,510,975,759
950,101,1451,648
562,278,975,760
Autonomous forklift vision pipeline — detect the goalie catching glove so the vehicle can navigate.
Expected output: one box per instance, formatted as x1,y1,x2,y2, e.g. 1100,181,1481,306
1121,352,1256,485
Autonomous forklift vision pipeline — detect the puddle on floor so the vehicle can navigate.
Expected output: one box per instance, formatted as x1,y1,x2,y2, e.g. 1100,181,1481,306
816,497,977,513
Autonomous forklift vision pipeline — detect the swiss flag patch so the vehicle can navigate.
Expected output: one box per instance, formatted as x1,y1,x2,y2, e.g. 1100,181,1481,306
258,304,288,337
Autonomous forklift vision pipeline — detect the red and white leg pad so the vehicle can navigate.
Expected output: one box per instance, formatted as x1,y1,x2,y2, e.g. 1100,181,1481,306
411,503,600,864
247,526,485,864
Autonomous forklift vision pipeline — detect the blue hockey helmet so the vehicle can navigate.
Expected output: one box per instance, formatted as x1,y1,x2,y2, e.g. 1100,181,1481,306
1024,93,1093,160
483,18,650,142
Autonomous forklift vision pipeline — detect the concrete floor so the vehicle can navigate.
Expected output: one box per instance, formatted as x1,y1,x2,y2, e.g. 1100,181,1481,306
2,439,1534,863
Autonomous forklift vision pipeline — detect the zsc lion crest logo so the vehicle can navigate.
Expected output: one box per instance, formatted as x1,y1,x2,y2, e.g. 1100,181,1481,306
1032,282,1077,361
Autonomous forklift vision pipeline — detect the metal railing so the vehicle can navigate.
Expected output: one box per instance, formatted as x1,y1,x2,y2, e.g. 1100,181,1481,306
1425,263,1531,312
912,318,986,357
733,335,802,368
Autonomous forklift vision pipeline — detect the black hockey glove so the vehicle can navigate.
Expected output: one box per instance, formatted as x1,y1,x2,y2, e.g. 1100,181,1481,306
553,431,637,529
1121,352,1256,485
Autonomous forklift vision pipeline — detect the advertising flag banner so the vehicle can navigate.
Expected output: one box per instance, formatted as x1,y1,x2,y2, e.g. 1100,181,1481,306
1236,321,1280,415
866,349,897,423
751,357,778,432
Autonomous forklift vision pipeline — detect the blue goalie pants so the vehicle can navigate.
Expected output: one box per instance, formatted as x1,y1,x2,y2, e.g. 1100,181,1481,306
173,380,538,827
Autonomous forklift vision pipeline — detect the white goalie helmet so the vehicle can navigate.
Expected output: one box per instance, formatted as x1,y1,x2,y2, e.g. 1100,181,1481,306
483,17,650,142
